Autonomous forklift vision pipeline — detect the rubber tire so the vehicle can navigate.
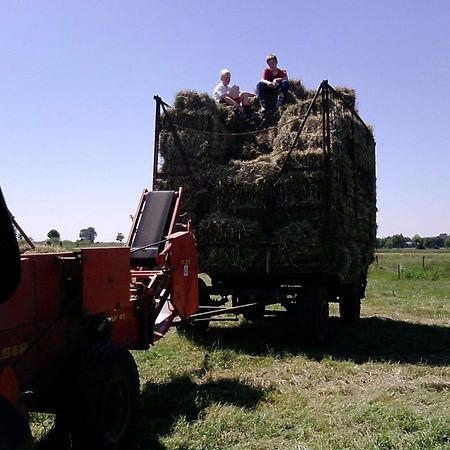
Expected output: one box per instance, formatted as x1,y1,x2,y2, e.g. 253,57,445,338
339,283,361,323
243,305,265,321
0,396,34,450
297,285,329,343
58,342,140,450
242,296,266,321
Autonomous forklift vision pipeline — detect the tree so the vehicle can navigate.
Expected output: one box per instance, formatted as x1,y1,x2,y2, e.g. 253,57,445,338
384,237,393,249
377,233,450,249
435,233,448,248
412,234,424,249
116,232,125,243
391,234,406,248
424,237,435,248
79,227,97,243
47,229,60,239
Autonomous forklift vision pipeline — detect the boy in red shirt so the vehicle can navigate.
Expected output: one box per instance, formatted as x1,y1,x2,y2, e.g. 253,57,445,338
256,53,290,110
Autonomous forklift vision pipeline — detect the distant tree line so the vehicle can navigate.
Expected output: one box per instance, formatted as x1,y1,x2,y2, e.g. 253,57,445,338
32,228,450,249
28,227,126,244
45,227,99,244
377,233,450,249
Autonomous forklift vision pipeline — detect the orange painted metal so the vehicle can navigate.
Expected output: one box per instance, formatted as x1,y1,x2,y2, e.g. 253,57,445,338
81,247,131,316
25,252,75,322
0,240,200,381
80,247,141,347
0,366,26,416
162,231,199,319
0,258,38,386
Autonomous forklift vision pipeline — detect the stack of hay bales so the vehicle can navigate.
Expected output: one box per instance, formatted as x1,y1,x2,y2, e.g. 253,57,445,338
155,81,376,283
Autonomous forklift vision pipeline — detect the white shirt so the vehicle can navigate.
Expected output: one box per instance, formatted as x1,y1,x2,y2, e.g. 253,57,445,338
213,82,231,101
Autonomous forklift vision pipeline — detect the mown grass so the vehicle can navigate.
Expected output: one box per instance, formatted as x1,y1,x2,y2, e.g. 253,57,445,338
32,251,450,449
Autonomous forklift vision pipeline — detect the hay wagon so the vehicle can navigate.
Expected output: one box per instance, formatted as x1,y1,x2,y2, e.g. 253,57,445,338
152,80,377,342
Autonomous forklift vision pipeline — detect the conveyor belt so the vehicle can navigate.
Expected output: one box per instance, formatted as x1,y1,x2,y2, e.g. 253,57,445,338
130,191,175,265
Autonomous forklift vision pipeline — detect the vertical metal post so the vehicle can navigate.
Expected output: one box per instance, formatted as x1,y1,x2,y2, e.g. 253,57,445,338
322,80,331,161
153,95,162,190
321,80,332,237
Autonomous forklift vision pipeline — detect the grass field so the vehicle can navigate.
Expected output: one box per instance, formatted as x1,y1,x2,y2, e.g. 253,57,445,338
32,251,450,449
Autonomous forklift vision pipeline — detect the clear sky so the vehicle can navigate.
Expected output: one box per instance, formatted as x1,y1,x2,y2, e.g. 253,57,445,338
1,0,449,242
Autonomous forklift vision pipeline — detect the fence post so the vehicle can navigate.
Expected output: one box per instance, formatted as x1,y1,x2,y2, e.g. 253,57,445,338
397,264,401,279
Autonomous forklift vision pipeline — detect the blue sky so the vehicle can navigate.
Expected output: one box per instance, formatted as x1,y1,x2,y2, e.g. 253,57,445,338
1,0,449,241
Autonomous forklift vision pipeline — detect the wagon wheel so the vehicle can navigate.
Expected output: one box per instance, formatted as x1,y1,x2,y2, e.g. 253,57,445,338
194,278,214,331
56,342,140,450
242,295,266,321
339,282,361,323
297,285,329,343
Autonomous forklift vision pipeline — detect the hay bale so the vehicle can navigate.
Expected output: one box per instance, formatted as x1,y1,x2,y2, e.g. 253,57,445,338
155,80,376,283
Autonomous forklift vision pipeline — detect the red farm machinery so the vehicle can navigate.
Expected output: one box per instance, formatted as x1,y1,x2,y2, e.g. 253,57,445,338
0,186,200,449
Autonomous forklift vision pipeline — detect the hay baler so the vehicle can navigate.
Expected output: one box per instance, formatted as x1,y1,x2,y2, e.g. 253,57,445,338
0,187,199,449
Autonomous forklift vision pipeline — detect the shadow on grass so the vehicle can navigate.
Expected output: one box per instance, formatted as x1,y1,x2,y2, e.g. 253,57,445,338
35,374,264,450
181,315,450,366
135,374,265,450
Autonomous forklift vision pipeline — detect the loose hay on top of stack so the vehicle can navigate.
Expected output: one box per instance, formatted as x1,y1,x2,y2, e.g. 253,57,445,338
155,80,376,283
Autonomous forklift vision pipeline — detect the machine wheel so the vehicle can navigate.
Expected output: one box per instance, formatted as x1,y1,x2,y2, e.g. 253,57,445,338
339,282,361,323
57,342,140,450
297,285,329,343
0,396,34,450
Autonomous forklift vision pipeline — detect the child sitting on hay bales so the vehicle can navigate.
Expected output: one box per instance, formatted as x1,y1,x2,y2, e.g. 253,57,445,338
213,69,255,115
256,53,290,110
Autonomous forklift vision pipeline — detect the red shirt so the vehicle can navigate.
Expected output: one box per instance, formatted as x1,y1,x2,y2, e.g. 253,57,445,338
262,68,288,82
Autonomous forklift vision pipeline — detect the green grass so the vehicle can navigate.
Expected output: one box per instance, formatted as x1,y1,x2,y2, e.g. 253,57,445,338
371,250,450,282
32,251,450,449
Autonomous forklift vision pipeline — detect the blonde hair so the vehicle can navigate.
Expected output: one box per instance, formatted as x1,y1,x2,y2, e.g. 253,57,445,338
220,68,231,78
